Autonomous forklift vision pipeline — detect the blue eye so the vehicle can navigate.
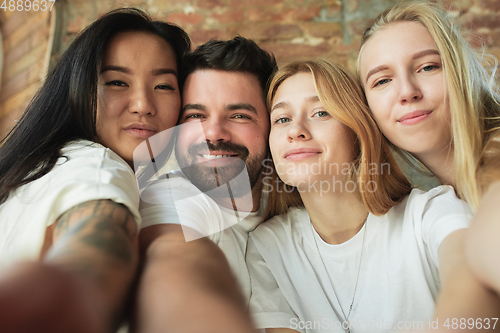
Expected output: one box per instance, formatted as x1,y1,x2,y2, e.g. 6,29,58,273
421,65,439,72
313,110,329,117
274,117,291,124
373,78,390,87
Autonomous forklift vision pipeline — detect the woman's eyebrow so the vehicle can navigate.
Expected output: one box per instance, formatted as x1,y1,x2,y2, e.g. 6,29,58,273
152,68,177,77
100,65,130,74
413,49,440,60
271,101,287,114
365,65,389,84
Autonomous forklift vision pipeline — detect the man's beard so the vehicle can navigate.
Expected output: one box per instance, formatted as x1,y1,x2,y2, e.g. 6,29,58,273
176,141,267,198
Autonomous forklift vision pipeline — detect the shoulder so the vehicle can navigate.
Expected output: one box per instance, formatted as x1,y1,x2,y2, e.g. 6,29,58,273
406,185,471,216
383,185,471,230
57,140,133,167
250,206,308,249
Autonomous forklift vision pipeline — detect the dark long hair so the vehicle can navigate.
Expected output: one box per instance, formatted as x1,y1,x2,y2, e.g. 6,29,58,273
0,8,191,205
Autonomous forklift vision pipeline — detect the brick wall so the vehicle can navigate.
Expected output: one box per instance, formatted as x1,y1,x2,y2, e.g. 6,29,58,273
1,0,500,137
0,9,52,137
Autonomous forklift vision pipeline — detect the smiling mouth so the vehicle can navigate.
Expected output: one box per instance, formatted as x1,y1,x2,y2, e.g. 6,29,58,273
398,110,433,125
201,154,238,159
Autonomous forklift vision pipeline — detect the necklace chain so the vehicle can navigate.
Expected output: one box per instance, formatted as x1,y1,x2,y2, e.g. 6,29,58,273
310,217,368,333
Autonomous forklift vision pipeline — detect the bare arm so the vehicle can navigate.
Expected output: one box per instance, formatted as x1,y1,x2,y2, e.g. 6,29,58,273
467,181,500,293
0,199,138,333
133,224,255,333
433,228,500,330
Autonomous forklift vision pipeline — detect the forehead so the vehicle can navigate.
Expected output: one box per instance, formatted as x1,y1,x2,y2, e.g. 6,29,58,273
275,72,315,95
182,70,265,108
359,21,438,73
102,31,176,65
272,72,317,103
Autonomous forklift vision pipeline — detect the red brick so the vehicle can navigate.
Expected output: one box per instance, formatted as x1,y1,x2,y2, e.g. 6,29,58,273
229,0,282,7
190,29,227,45
294,6,323,21
229,23,302,40
473,0,499,11
304,0,339,6
197,0,227,9
261,41,330,60
464,15,500,31
166,12,204,25
303,22,342,38
349,18,374,35
248,6,322,23
335,39,362,55
492,29,500,48
211,10,245,24
464,30,489,49
440,1,470,15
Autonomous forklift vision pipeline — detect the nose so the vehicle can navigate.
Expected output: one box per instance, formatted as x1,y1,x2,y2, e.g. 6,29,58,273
130,87,155,116
203,117,231,143
287,120,311,143
399,75,422,104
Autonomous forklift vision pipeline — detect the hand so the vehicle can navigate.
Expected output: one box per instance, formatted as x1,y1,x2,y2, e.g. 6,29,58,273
0,262,106,333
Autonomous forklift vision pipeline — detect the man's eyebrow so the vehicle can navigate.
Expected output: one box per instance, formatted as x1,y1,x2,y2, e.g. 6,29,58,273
225,103,257,114
182,103,206,113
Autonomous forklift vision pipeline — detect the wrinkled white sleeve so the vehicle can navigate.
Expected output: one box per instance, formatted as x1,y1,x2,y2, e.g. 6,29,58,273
139,177,224,242
420,186,472,269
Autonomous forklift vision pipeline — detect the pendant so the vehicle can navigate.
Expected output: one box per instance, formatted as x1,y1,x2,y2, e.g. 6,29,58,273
343,320,350,333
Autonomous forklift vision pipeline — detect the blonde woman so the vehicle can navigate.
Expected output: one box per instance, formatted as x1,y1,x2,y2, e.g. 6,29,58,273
357,1,500,323
246,60,496,333
357,0,500,210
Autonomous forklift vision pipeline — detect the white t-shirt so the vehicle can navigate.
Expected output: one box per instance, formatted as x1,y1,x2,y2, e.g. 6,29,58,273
0,140,141,270
140,171,262,302
247,186,471,333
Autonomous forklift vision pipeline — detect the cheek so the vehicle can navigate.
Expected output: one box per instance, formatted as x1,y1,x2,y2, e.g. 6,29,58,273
268,130,281,157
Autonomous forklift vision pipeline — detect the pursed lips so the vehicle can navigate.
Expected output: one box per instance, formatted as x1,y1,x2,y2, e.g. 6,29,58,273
284,147,322,160
124,123,158,138
397,110,432,125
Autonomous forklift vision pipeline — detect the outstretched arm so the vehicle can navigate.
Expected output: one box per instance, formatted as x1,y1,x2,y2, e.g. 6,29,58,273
467,181,500,294
133,224,255,333
433,228,500,331
0,199,139,333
